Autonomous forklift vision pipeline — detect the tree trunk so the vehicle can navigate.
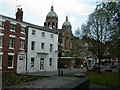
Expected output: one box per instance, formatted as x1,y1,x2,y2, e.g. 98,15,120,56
98,56,101,73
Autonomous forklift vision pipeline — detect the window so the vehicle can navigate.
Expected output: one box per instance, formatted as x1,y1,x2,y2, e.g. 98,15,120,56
0,21,4,28
41,43,45,50
49,58,52,66
8,55,14,68
21,27,25,33
10,24,15,31
31,41,35,50
9,37,14,48
50,44,53,52
0,37,2,47
20,39,24,49
42,32,45,37
50,34,53,39
32,30,36,35
31,58,34,67
0,55,2,69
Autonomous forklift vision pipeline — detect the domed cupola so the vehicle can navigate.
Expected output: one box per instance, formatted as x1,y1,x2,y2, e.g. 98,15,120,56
44,5,58,29
46,5,58,20
62,16,72,30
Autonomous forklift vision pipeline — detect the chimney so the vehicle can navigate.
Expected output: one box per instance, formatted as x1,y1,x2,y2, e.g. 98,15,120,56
16,8,23,21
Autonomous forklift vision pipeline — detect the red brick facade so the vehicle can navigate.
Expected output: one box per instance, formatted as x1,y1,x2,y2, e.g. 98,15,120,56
1,10,27,73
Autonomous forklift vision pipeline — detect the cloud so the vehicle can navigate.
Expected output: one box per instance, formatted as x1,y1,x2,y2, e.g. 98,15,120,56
0,0,97,33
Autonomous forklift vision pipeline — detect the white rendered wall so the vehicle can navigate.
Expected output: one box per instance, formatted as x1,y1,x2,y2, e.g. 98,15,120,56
27,27,58,73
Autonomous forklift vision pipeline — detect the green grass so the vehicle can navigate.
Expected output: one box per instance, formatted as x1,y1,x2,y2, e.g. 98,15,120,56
2,73,48,87
64,72,120,87
84,72,120,87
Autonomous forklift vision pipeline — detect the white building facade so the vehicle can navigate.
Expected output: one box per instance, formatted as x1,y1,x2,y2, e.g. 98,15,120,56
27,25,58,73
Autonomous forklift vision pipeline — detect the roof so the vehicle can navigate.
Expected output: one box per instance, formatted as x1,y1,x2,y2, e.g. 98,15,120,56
28,24,58,34
62,16,71,27
47,6,58,18
0,14,58,34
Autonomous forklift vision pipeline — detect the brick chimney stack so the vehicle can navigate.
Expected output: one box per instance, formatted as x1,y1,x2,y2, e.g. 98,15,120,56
16,8,23,21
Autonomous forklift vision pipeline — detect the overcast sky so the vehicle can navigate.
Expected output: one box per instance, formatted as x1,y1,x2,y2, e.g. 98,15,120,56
0,0,103,34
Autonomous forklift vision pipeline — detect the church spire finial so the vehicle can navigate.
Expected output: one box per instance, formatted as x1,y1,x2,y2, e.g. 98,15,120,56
51,5,54,11
66,16,68,21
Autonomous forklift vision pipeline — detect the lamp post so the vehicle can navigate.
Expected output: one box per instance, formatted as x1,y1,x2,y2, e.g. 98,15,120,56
57,42,63,76
58,50,61,76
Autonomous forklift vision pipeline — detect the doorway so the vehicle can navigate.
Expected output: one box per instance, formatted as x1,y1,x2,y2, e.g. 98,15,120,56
40,58,44,71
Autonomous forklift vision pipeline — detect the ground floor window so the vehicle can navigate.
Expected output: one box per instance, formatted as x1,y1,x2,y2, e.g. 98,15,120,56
8,55,14,68
49,58,52,66
31,57,34,67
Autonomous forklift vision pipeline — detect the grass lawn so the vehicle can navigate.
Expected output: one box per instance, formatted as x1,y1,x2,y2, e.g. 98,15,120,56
84,72,120,87
64,72,120,87
2,73,48,87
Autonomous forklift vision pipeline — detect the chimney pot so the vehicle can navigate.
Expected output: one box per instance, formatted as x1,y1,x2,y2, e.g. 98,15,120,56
16,8,23,21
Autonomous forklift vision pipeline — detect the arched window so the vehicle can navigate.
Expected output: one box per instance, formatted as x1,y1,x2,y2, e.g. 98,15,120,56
40,58,44,61
52,22,55,28
48,22,50,27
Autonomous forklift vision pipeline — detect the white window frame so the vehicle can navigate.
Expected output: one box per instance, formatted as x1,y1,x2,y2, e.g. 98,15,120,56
50,34,53,39
41,43,45,50
8,54,14,69
32,30,36,36
0,36,3,48
31,41,35,50
0,52,3,69
42,32,45,37
50,44,53,52
21,26,25,34
9,37,15,49
0,21,4,29
10,24,15,32
20,39,24,50
49,58,52,66
31,57,35,68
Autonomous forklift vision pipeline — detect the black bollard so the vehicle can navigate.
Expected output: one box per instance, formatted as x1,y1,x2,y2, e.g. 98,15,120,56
61,70,63,76
58,68,60,76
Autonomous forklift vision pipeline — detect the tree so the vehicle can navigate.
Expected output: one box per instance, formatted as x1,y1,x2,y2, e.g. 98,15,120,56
108,2,120,59
81,2,119,73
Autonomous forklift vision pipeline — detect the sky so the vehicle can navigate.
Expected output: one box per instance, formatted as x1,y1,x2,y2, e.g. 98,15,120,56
0,0,103,34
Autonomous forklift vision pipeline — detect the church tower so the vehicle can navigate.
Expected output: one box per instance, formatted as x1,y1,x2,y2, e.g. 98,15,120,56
44,6,58,29
62,16,72,30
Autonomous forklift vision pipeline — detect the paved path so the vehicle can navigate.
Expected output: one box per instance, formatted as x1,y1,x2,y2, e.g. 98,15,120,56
3,68,118,89
5,76,88,88
23,68,87,76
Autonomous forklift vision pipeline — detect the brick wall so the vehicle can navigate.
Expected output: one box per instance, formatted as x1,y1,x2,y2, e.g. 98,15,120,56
2,20,27,73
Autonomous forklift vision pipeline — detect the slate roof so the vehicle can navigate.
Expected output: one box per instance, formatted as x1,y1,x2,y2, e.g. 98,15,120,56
0,14,58,34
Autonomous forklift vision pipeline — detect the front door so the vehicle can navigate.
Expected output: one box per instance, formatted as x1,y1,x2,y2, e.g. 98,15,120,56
40,58,44,71
17,56,26,73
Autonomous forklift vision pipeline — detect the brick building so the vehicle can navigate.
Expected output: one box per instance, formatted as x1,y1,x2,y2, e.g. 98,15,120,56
0,7,59,73
44,6,80,68
0,8,27,73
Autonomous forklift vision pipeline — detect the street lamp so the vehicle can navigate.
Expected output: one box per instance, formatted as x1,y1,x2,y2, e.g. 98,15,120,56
58,49,62,76
57,42,63,76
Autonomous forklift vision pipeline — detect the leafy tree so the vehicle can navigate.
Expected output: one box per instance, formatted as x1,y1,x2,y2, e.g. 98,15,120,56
80,2,119,73
108,2,120,59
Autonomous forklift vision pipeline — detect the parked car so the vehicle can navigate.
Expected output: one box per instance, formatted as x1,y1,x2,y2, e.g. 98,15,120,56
110,63,117,68
93,63,102,69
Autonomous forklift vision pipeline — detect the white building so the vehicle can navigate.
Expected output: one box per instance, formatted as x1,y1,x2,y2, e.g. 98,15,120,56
27,24,58,73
